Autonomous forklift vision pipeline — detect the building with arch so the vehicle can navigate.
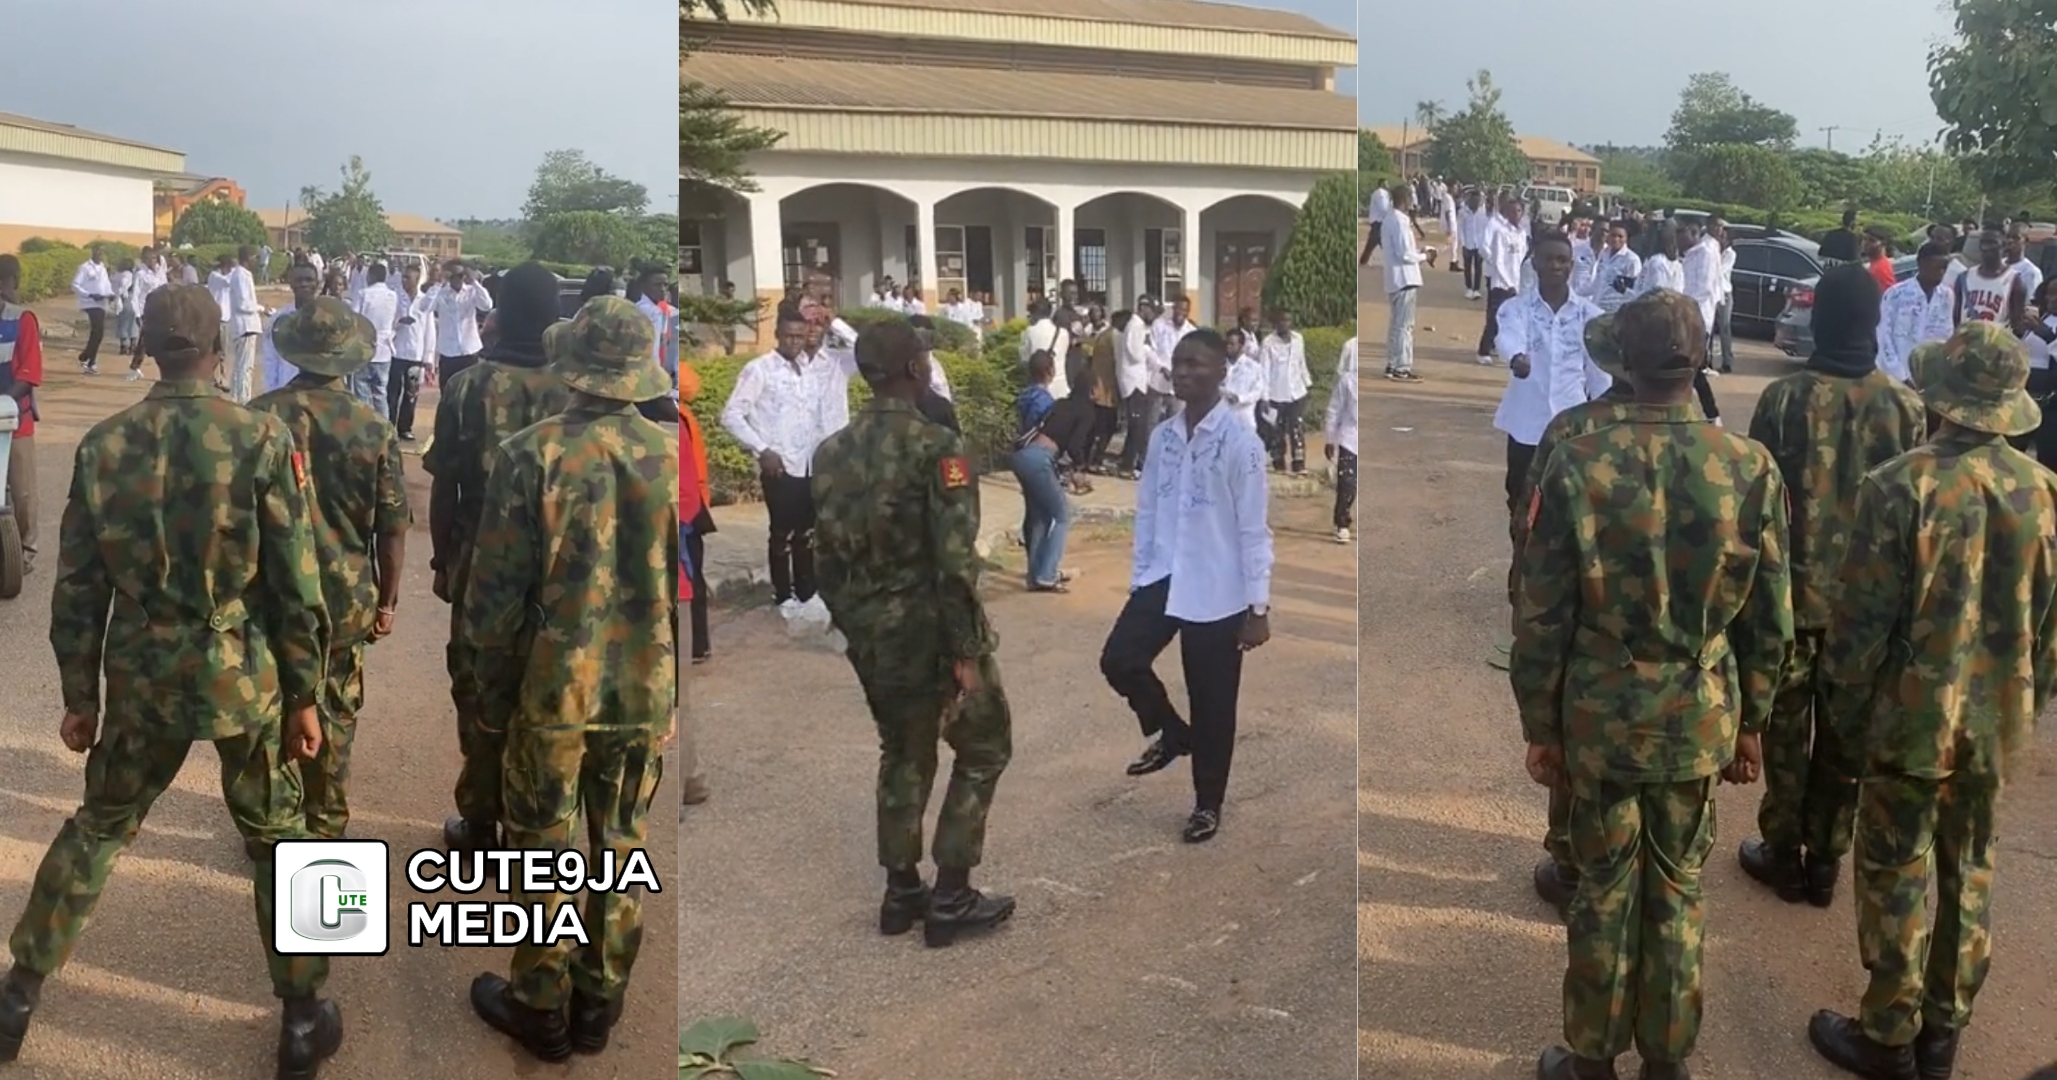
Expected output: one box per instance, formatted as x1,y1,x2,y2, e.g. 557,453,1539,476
683,0,1354,340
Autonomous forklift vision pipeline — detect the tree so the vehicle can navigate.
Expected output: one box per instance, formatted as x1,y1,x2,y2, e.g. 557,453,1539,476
1665,72,1799,151
169,198,267,247
299,157,394,254
531,211,643,268
1929,0,2057,190
1785,148,1870,210
1424,71,1530,185
1414,100,1445,131
1590,148,1680,202
1675,144,1804,211
682,0,784,219
1261,173,1354,329
1358,129,1393,176
523,150,649,221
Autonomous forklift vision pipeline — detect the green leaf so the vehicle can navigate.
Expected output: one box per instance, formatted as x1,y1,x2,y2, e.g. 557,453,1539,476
680,1064,718,1080
681,1017,761,1059
733,1060,828,1080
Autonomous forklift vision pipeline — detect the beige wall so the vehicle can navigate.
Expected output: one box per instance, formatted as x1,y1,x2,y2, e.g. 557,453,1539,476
2,223,154,253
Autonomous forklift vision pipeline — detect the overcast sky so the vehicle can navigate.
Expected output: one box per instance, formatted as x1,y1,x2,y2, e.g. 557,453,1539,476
1357,0,1956,149
7,0,676,221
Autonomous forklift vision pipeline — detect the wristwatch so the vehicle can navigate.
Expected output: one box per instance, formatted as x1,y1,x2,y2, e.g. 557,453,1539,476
1251,605,1270,618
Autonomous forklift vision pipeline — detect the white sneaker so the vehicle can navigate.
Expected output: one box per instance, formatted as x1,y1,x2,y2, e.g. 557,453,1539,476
777,598,801,617
1335,527,1353,543
1476,355,1495,366
125,369,141,382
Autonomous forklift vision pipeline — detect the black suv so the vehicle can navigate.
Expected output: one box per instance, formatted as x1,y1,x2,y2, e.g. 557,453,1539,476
1728,235,1829,338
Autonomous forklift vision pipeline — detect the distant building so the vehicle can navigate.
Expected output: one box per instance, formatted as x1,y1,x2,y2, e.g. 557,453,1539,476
253,208,463,258
1365,126,1604,195
0,111,183,252
154,174,249,244
686,0,1355,335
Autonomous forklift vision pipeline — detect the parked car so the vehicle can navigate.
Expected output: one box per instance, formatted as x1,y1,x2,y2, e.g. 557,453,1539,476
1727,235,1828,339
1526,185,1576,227
1772,254,1919,357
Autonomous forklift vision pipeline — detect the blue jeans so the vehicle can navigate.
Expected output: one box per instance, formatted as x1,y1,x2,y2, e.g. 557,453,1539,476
1010,444,1069,587
350,362,391,421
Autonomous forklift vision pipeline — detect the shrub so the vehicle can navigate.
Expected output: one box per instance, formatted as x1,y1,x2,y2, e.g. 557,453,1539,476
1262,172,1355,328
838,305,979,354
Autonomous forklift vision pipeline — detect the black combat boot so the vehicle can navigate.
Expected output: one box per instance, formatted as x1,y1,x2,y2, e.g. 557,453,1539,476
442,815,499,852
275,995,344,1080
1913,1025,1958,1080
879,868,929,936
469,973,572,1063
568,988,624,1054
1533,858,1578,916
1535,1045,1620,1079
0,967,44,1063
1738,839,1806,903
1803,852,1841,908
1808,1010,1918,1080
1638,1059,1692,1080
923,868,1016,948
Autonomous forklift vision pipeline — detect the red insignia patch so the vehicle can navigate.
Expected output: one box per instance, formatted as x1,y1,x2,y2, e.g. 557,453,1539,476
291,451,308,488
1525,487,1542,531
940,456,971,490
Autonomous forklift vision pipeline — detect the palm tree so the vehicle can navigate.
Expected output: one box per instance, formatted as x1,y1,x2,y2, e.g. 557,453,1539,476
1415,100,1446,132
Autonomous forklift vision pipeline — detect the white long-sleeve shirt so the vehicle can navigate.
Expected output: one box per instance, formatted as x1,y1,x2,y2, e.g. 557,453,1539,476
206,270,233,320
1383,211,1425,295
1131,402,1274,623
822,316,949,401
1569,238,1600,296
1019,318,1071,401
1584,247,1643,312
1223,355,1265,429
263,306,300,390
1680,236,1724,330
430,281,493,357
1635,253,1685,297
1876,278,1958,383
1719,246,1736,302
391,287,431,361
1484,217,1529,291
1493,290,1606,446
1460,206,1492,251
1325,337,1358,455
131,261,168,309
1150,317,1196,393
1118,315,1155,398
226,266,263,336
72,260,112,310
720,348,854,478
355,282,398,362
1260,330,1311,403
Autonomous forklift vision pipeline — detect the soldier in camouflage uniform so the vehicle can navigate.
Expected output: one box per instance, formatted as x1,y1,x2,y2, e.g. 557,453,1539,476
1511,290,1793,1080
810,317,1016,948
1515,313,1637,916
250,296,412,844
1807,320,2057,1080
1736,264,1925,909
422,262,573,851
0,285,345,1077
461,296,676,1062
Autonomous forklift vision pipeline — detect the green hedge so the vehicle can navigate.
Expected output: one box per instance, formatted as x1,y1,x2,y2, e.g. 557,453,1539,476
1655,200,1929,246
9,237,305,301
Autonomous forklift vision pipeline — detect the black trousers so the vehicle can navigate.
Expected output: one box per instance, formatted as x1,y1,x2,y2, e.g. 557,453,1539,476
1087,404,1120,466
80,308,105,365
438,352,480,387
2012,370,2057,469
1100,579,1247,811
1119,390,1156,473
763,471,816,603
684,524,711,657
389,359,423,436
1268,396,1308,471
1478,287,1515,356
1333,448,1357,529
1463,249,1484,292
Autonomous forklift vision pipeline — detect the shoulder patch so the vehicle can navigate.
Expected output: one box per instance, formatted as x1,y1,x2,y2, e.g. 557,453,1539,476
291,451,308,489
1525,486,1542,531
940,455,972,490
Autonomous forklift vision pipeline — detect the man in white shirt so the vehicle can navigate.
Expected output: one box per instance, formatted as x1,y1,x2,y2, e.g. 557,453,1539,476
389,262,432,439
1714,226,1738,373
1221,327,1265,430
633,267,672,366
1585,222,1643,314
940,288,981,333
430,259,494,385
1478,197,1530,366
351,263,399,419
1567,216,1600,296
1383,189,1432,383
345,254,369,309
71,246,115,374
1678,219,1726,378
1019,300,1071,401
1116,298,1162,477
1099,328,1273,845
897,284,926,317
1460,190,1491,300
1326,337,1358,543
1492,234,1607,529
308,250,325,276
1876,242,1961,384
224,246,268,403
1260,311,1313,473
264,263,320,393
2004,226,2044,302
870,280,901,313
123,249,171,380
720,310,854,610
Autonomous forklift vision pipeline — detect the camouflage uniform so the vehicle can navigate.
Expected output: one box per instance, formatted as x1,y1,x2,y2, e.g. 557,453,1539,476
0,286,335,1066
1742,326,1923,889
461,298,674,1058
1808,322,2057,1072
249,297,411,840
1511,291,1793,1070
421,304,573,839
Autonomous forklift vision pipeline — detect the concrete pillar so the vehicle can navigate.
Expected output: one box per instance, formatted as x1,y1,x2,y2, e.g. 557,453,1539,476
917,197,939,311
1056,200,1076,289
747,191,783,344
1181,203,1203,323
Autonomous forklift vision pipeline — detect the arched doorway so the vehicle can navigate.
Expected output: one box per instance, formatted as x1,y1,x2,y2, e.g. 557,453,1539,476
1072,191,1185,314
1200,193,1301,325
778,183,920,312
933,186,1056,320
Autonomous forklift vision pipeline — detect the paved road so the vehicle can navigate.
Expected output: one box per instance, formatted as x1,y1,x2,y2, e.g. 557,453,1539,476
0,368,676,1079
680,492,1357,1078
1359,233,2057,1078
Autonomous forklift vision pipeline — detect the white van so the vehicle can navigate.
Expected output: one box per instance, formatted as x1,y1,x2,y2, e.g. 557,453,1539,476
1526,185,1576,227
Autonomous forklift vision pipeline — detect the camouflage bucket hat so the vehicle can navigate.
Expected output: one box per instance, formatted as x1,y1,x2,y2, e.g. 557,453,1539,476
140,284,222,361
1614,289,1706,380
1913,321,2041,437
556,295,665,401
1582,313,1626,380
275,296,377,376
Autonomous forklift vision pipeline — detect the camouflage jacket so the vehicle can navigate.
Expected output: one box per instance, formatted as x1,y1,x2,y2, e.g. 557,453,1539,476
421,348,570,560
1822,431,2057,783
461,401,678,731
50,379,330,739
811,396,995,679
250,376,411,647
1511,402,1795,783
1746,368,1923,629
1514,386,1638,547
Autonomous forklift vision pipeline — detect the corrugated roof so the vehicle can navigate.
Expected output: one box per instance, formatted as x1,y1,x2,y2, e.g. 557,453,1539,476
818,0,1351,39
1365,125,1600,165
687,52,1354,129
0,111,181,156
253,208,460,235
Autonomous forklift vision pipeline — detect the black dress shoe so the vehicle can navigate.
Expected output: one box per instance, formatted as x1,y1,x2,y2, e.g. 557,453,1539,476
1809,1009,1918,1080
1533,858,1578,915
0,967,44,1063
1913,1025,1957,1080
879,877,929,936
1125,738,1185,777
923,886,1016,948
568,989,624,1054
1536,1045,1620,1079
1182,808,1221,843
469,973,572,1063
1739,838,1806,903
443,815,500,852
276,996,344,1080
1804,852,1841,908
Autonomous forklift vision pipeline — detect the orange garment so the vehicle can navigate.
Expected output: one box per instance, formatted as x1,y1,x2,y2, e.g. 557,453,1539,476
677,363,710,506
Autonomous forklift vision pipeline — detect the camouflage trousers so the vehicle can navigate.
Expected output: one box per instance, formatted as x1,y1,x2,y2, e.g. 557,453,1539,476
849,651,1012,870
1854,773,1998,1047
1562,777,1717,1064
446,551,500,824
504,722,664,1011
1756,631,1857,857
8,716,327,998
303,643,366,839
1544,778,1574,875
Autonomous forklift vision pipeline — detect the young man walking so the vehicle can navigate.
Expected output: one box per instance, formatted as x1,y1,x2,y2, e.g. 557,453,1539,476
1477,196,1529,366
1326,336,1357,542
1383,189,1433,382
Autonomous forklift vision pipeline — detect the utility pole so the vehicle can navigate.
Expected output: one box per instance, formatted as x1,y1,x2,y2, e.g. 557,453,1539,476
1819,125,1841,152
